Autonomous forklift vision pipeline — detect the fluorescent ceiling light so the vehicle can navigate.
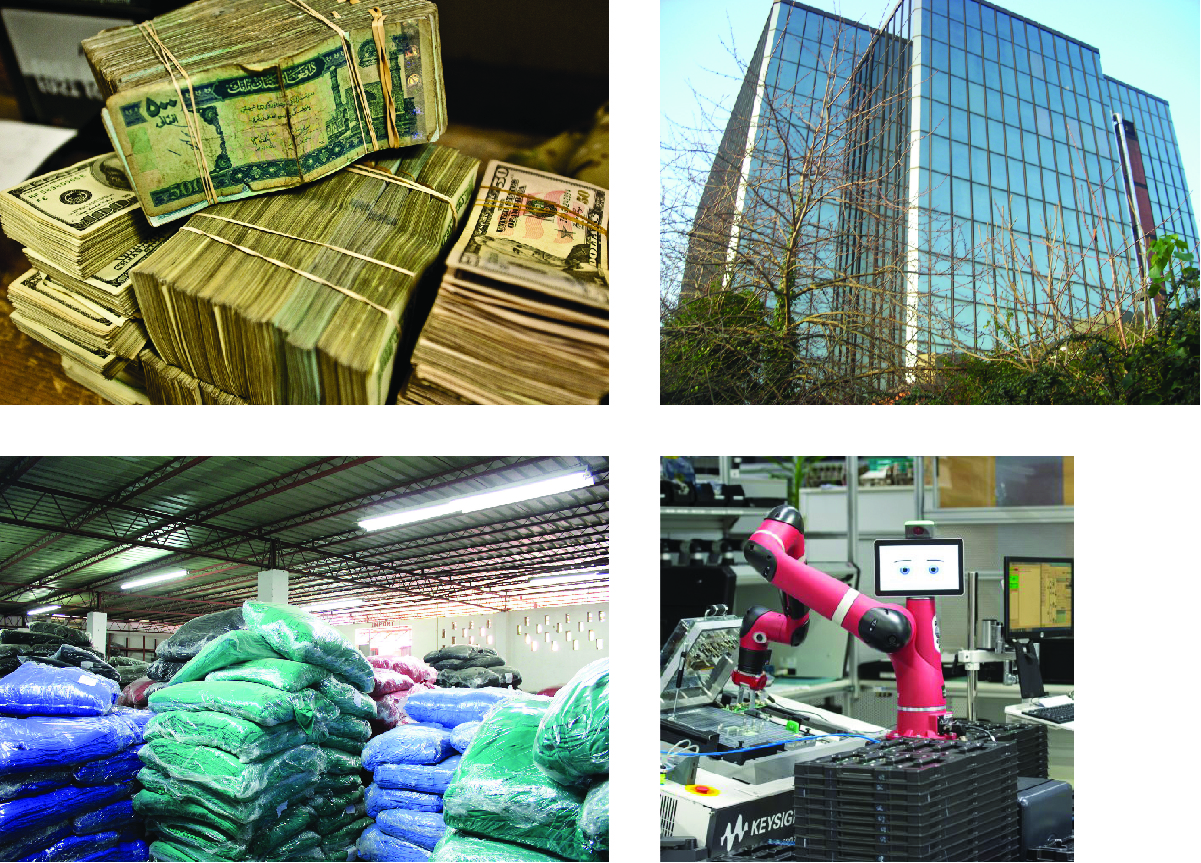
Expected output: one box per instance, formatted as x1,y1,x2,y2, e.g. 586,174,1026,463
528,569,608,586
359,469,594,532
27,605,61,615
120,570,187,590
304,598,365,612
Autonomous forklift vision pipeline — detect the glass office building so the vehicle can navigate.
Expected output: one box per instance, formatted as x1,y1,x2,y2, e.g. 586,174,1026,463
683,0,1197,372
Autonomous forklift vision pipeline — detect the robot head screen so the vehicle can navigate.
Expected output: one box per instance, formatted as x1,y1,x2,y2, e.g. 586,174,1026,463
875,539,964,596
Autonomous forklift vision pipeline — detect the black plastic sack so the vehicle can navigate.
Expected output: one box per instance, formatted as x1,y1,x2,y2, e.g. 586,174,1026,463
74,747,143,785
443,695,594,860
362,724,454,769
405,688,516,727
375,756,461,794
108,656,145,668
376,808,446,850
437,667,502,688
146,658,187,682
365,783,443,817
50,645,120,683
532,657,609,786
493,666,522,687
0,767,72,802
73,798,136,834
155,608,246,662
0,662,121,716
356,824,428,862
422,646,498,665
431,654,506,671
29,621,93,648
428,828,561,862
1,630,63,647
0,711,141,773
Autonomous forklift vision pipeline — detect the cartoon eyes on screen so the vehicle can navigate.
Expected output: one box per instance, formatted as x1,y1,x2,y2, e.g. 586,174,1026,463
895,559,942,576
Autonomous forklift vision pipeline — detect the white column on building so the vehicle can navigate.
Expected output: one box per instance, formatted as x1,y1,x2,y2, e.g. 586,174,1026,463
85,611,108,655
257,569,289,604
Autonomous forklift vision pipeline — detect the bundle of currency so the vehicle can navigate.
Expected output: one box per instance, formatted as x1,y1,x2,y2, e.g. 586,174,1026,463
83,0,448,225
400,161,608,405
8,272,135,379
133,143,477,404
140,349,246,405
0,153,160,279
8,269,148,359
508,103,610,189
62,356,150,406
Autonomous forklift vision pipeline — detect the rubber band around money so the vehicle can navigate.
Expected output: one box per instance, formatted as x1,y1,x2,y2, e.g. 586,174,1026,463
348,164,456,220
370,8,401,148
478,186,609,237
180,226,401,332
137,23,218,205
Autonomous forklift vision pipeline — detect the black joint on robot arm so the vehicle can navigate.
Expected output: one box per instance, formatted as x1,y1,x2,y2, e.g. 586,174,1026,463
791,618,810,647
858,607,911,653
739,605,771,637
765,505,805,532
743,540,777,582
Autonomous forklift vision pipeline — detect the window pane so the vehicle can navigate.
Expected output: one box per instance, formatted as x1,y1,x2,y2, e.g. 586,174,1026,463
951,75,968,107
1007,158,1025,195
973,182,991,220
932,100,950,136
951,107,970,141
953,177,971,217
968,82,986,114
990,152,1008,187
931,170,952,212
951,141,970,178
950,47,967,78
971,146,989,182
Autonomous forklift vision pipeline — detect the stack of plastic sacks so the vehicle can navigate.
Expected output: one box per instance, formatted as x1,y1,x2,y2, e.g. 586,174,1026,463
0,661,151,861
356,688,522,862
368,655,438,735
0,622,121,685
432,658,610,861
133,601,376,862
423,647,522,690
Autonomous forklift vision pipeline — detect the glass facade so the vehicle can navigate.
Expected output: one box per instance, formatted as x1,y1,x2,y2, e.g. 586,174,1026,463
684,0,1198,369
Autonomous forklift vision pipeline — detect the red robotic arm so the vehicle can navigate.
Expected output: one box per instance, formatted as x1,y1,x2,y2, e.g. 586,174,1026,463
739,505,952,738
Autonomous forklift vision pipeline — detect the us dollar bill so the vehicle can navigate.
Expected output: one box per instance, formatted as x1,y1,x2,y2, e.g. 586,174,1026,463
446,162,609,309
0,153,139,235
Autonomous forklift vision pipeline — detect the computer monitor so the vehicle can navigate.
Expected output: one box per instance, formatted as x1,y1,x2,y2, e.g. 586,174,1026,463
874,538,964,597
1003,557,1073,641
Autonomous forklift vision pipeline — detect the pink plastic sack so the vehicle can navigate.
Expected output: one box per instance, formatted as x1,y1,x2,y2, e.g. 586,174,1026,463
116,676,166,709
371,683,432,732
373,669,416,696
369,655,437,685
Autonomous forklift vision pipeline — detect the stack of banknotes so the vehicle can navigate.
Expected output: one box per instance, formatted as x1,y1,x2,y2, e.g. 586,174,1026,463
0,154,167,400
82,0,448,225
399,161,609,404
133,143,477,404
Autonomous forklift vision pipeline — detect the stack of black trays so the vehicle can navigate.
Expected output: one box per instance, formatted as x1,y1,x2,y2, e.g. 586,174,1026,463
950,720,1049,780
793,738,1020,861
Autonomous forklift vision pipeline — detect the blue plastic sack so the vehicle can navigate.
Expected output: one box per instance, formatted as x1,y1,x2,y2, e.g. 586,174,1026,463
376,809,446,851
404,689,516,728
366,784,443,818
74,747,142,785
356,824,429,861
0,768,72,803
0,713,142,774
0,664,120,717
0,783,129,835
113,707,152,733
76,839,148,862
72,798,135,835
21,829,121,862
0,817,71,861
363,724,454,769
449,722,479,754
375,756,461,794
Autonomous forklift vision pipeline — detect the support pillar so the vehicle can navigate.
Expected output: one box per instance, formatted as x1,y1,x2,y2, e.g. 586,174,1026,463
85,611,108,656
257,570,289,604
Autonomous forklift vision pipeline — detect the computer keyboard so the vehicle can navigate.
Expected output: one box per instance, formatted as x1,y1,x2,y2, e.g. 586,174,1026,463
1025,703,1073,724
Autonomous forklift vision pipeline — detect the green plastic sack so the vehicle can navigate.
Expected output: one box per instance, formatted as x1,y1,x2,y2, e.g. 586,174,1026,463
139,738,325,799
315,804,367,835
429,828,561,862
578,779,608,854
321,746,363,775
144,710,312,762
243,602,374,693
315,676,378,720
443,695,594,861
133,788,249,839
206,658,331,691
533,657,608,786
148,838,238,862
148,680,338,733
315,773,363,796
326,714,371,741
149,818,252,860
137,765,314,823
310,788,364,818
249,803,316,858
323,734,366,755
322,816,372,853
169,629,285,686
267,829,324,860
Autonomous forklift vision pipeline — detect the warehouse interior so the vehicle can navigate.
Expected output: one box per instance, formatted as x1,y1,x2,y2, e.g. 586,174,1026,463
660,456,1073,863
0,455,609,862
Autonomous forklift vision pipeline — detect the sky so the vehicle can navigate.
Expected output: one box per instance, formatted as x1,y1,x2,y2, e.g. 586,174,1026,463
660,0,1201,237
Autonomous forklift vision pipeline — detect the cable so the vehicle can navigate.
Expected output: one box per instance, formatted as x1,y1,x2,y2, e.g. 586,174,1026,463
659,733,881,758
